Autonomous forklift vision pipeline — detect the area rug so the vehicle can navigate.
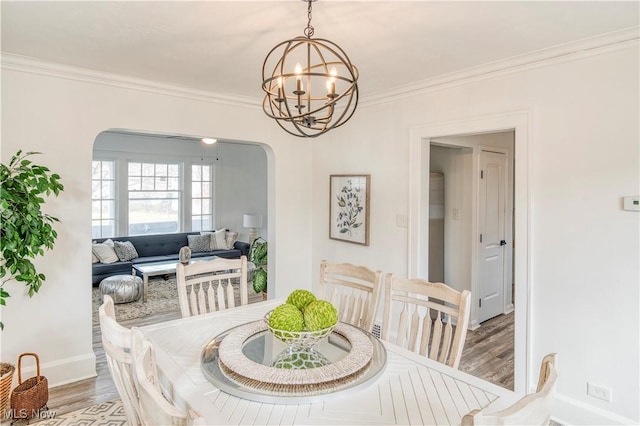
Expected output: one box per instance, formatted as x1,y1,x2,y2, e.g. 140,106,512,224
30,400,126,425
92,277,180,326
92,276,261,326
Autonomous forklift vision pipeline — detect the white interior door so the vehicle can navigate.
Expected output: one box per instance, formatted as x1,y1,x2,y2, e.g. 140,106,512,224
477,150,507,323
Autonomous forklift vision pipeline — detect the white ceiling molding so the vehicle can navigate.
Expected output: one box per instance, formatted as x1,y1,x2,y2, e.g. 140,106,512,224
361,26,640,108
2,25,638,111
0,53,262,109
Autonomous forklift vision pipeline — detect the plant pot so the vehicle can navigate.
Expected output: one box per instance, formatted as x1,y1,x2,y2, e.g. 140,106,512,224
0,362,15,417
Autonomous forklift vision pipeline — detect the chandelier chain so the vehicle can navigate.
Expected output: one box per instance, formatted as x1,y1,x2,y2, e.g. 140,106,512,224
304,0,314,38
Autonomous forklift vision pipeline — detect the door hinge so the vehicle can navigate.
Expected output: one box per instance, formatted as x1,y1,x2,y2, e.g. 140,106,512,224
479,234,483,243
479,299,482,308
480,170,484,179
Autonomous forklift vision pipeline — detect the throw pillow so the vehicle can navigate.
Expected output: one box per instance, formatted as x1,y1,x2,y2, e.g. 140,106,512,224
188,234,211,253
225,231,239,250
91,240,99,263
92,242,119,264
201,229,227,250
214,228,228,249
113,240,139,262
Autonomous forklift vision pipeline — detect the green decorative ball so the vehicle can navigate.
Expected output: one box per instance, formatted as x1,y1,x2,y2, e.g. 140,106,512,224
268,303,304,332
303,300,338,331
286,289,316,311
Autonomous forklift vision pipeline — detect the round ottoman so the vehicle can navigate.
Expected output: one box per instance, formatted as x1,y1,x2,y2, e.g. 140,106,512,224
99,275,143,304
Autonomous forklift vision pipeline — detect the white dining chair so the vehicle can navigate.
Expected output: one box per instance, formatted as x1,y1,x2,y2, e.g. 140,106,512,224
461,353,558,425
319,260,383,333
176,255,248,318
98,294,141,425
381,275,471,369
130,328,205,426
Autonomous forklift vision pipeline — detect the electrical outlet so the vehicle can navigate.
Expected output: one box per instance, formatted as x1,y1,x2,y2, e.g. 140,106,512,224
396,214,408,228
452,208,460,220
587,382,612,402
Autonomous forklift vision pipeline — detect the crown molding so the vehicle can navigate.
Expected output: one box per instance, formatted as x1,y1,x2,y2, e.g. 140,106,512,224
2,25,638,110
0,53,263,109
361,26,640,107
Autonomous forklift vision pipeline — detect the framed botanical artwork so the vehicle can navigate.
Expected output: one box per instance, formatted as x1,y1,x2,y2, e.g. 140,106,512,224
329,174,370,246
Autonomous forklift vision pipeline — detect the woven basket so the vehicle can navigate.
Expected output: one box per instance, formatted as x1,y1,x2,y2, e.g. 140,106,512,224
0,363,15,417
10,353,48,419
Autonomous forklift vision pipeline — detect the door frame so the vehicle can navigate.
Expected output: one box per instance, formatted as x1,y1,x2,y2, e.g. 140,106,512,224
408,111,530,395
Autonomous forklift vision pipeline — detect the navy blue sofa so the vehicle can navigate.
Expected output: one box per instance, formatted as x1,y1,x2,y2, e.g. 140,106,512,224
92,232,249,285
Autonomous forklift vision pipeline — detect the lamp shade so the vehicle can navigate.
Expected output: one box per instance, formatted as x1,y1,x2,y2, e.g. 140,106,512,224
243,214,263,229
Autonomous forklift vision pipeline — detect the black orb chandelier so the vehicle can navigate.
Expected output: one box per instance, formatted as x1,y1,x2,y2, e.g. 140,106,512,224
261,0,359,138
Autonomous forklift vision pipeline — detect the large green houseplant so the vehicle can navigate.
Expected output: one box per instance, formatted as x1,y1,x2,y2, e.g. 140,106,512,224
0,150,64,329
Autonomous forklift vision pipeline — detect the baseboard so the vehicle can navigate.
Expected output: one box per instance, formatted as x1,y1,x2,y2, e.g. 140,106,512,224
552,393,638,425
469,319,480,331
14,352,97,388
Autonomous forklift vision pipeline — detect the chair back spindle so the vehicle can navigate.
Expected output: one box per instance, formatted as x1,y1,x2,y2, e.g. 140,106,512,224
176,256,248,318
382,275,471,369
319,260,383,333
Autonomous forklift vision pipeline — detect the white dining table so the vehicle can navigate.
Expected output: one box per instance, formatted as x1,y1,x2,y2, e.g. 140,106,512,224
140,299,518,425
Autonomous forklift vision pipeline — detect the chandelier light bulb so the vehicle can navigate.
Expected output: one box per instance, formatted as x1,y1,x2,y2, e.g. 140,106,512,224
294,62,304,94
327,66,337,97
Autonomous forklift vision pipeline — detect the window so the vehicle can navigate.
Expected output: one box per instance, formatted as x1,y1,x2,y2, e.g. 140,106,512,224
128,162,180,235
191,164,213,231
91,160,116,238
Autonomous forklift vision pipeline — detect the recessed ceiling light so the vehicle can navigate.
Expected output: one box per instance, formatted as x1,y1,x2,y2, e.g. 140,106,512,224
202,138,217,145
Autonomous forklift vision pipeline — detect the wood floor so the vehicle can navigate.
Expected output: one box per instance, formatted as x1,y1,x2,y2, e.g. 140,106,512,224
460,311,515,391
46,299,514,417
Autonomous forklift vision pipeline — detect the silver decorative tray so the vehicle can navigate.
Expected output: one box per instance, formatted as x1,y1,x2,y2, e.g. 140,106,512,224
201,321,387,404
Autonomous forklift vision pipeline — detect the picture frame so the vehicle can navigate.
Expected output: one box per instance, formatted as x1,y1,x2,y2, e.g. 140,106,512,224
329,174,370,246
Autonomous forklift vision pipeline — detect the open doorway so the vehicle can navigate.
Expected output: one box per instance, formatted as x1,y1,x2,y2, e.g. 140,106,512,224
430,133,515,323
409,112,529,394
428,131,515,389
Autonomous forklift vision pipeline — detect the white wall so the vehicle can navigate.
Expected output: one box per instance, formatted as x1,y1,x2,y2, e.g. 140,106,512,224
215,143,268,242
312,44,639,423
429,145,472,294
0,58,312,387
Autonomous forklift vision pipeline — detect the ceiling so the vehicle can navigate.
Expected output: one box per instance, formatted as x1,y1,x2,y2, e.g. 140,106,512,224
2,1,638,101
